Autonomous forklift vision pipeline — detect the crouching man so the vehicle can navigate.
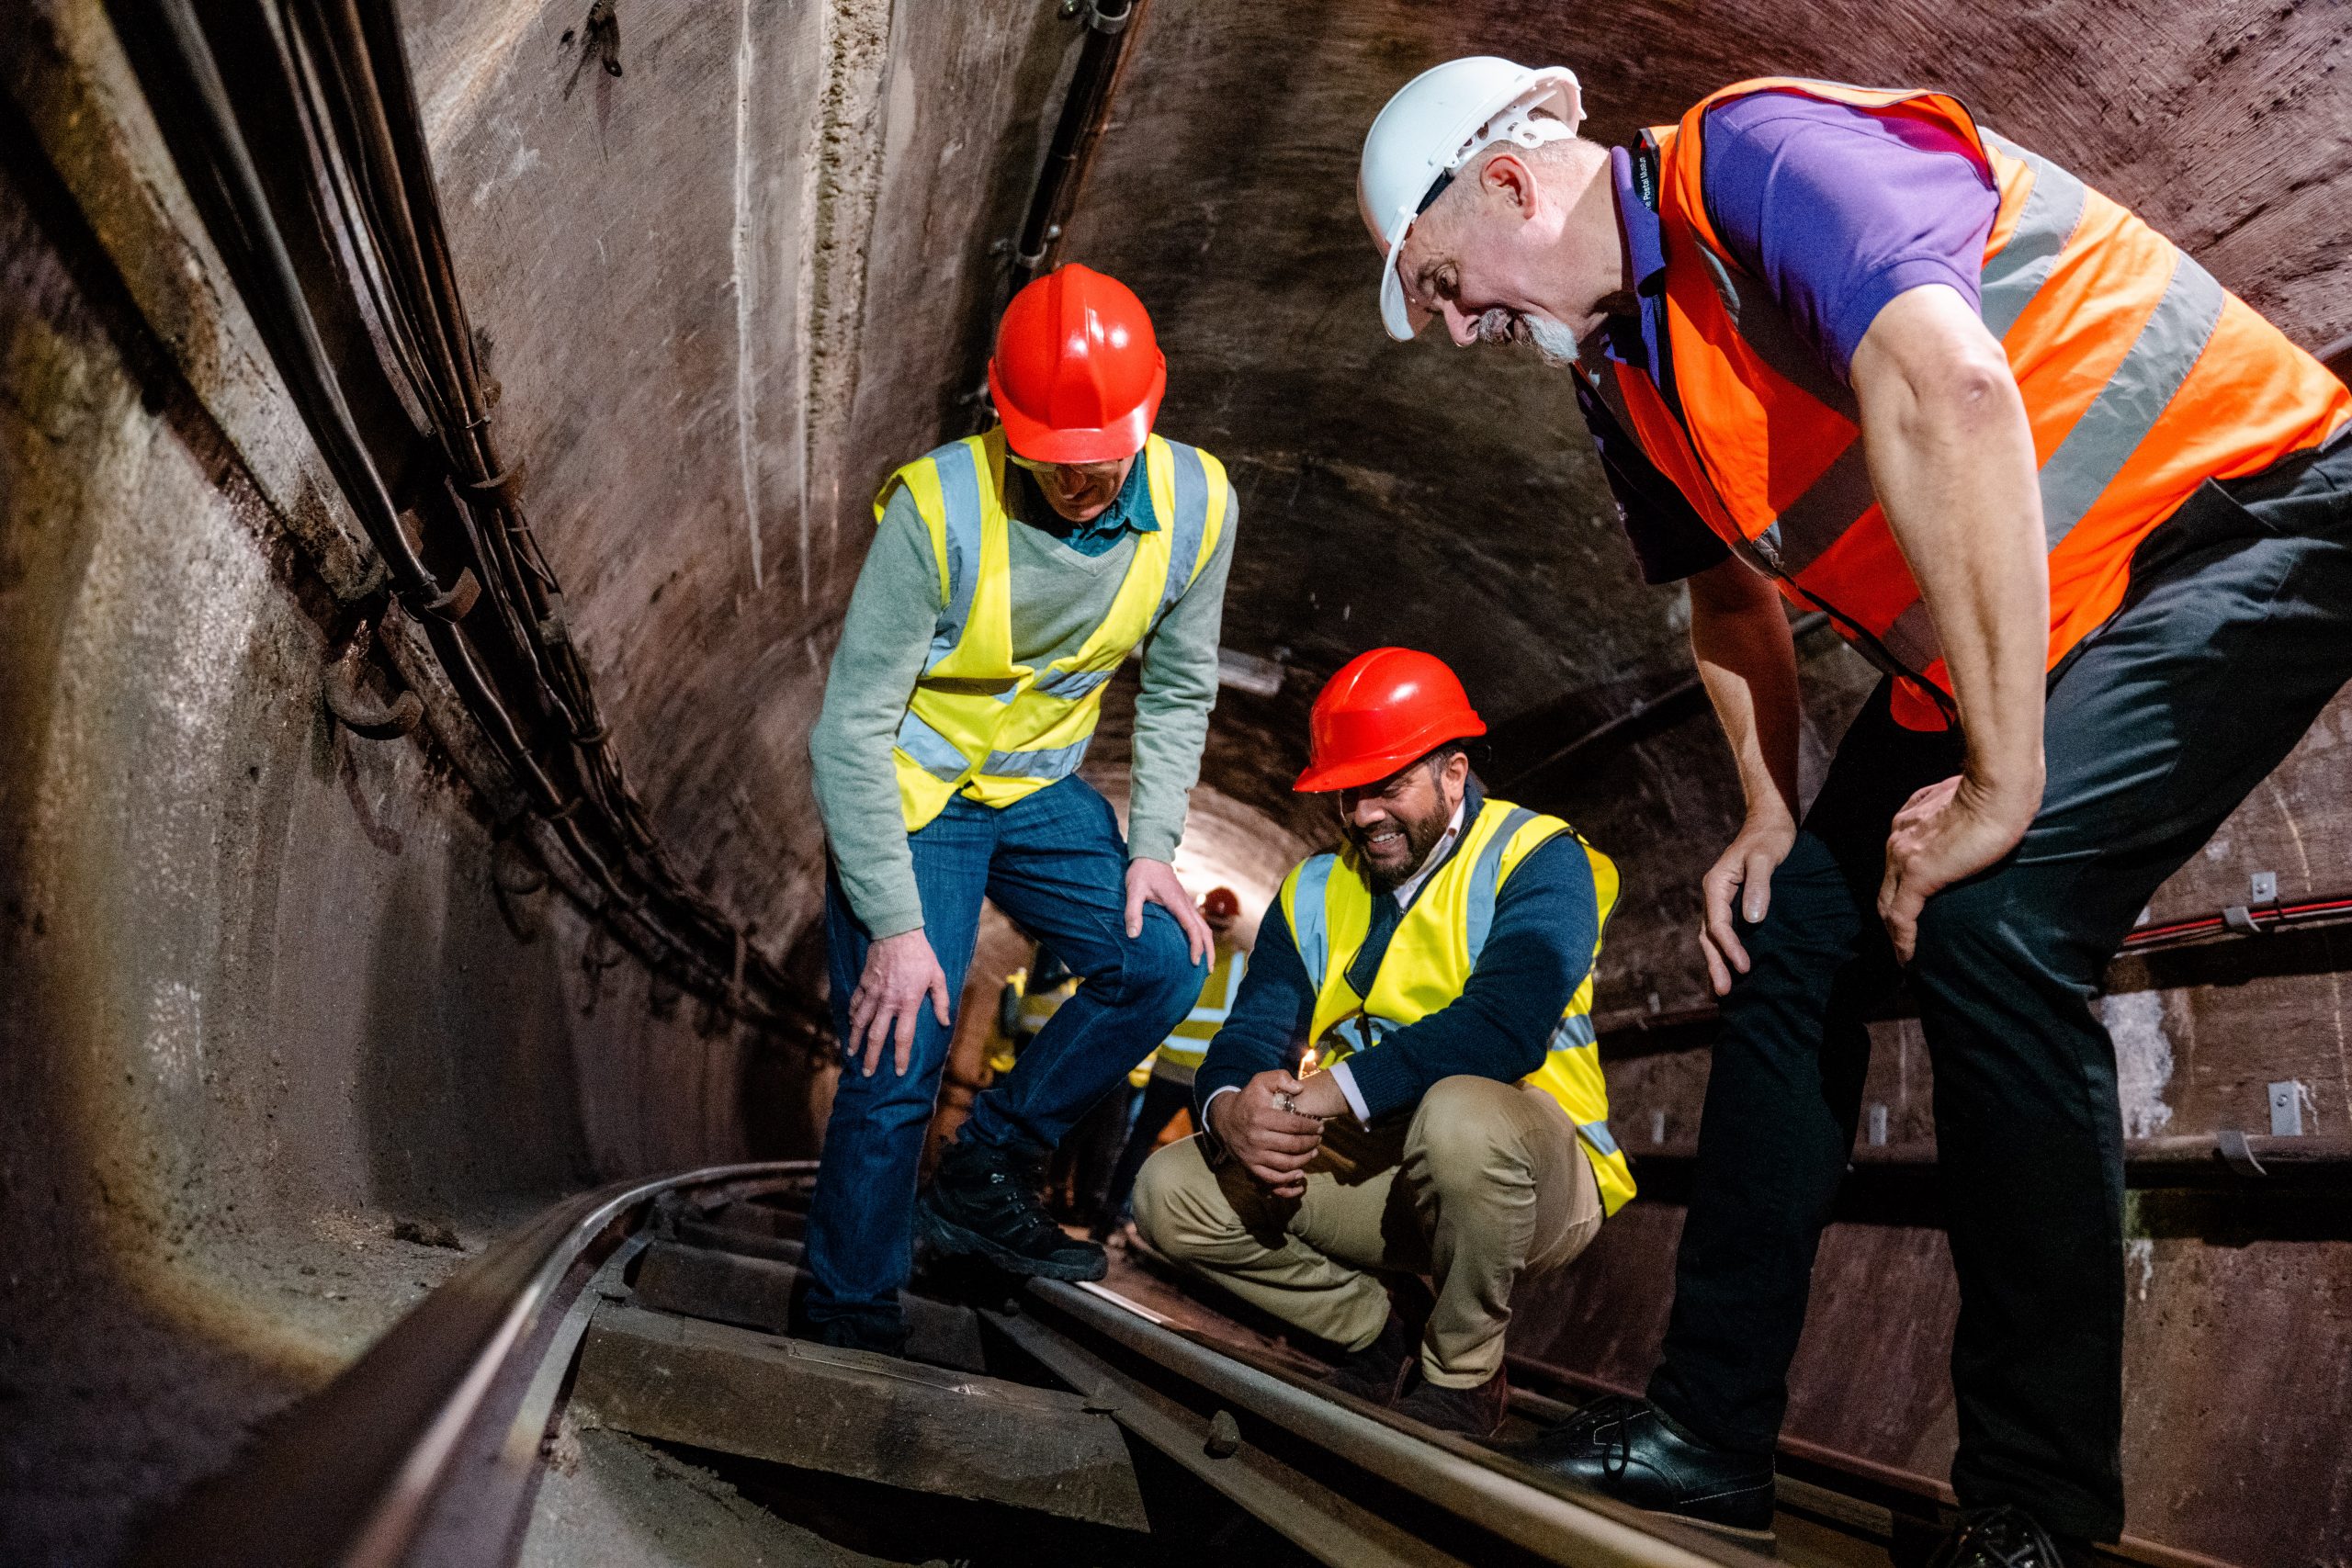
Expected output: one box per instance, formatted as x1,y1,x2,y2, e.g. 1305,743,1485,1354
1134,649,1634,1436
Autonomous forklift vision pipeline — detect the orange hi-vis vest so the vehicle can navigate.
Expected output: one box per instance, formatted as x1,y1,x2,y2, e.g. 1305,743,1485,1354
1591,78,2352,730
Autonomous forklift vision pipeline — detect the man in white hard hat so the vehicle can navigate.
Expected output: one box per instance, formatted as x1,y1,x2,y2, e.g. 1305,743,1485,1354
1359,54,2352,1568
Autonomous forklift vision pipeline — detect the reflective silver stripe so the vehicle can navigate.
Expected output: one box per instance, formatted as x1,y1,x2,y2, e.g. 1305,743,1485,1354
1290,854,1337,991
1033,665,1116,700
1879,600,1944,671
981,737,1091,779
1464,807,1535,964
1548,1013,1599,1052
1767,440,1877,578
1157,443,1211,626
1577,1119,1622,1158
895,709,968,782
1757,139,2086,581
924,441,987,672
1978,136,2087,342
2036,252,2226,549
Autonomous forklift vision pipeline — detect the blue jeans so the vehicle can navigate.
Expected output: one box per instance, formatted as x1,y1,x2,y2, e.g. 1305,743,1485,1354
806,775,1204,1337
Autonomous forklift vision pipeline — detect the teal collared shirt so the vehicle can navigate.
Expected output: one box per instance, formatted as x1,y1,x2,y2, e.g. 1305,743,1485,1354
1012,455,1157,558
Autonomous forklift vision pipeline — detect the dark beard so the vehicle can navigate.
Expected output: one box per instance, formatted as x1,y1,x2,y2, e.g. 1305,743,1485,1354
1350,795,1453,896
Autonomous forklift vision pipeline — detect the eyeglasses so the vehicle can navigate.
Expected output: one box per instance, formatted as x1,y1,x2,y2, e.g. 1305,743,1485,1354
1006,451,1127,480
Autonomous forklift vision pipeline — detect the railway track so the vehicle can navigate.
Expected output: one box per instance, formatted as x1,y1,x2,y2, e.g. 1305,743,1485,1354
133,1163,2246,1568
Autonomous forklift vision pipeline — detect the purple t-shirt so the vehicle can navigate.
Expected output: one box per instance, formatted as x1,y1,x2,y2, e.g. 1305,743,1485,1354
1702,91,1998,381
1592,90,2001,582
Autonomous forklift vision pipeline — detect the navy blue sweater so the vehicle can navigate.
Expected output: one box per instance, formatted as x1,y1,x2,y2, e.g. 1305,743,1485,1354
1195,788,1604,1122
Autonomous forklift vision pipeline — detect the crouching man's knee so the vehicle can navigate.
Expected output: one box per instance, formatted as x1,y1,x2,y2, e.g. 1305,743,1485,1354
1131,1135,1224,1260
1408,1076,1524,1194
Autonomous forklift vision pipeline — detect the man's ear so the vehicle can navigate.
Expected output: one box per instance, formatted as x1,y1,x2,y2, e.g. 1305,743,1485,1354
1442,749,1471,803
1479,150,1538,216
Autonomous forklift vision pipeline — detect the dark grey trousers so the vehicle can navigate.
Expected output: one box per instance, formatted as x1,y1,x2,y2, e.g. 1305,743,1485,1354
1648,434,2352,1541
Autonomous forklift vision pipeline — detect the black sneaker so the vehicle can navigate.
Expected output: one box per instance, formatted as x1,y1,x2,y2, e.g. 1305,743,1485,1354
1322,1312,1417,1407
918,1139,1108,1281
1507,1393,1776,1541
1395,1367,1510,1438
1928,1506,2085,1568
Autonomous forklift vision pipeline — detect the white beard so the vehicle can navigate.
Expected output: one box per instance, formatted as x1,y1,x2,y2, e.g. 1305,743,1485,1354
1524,311,1581,367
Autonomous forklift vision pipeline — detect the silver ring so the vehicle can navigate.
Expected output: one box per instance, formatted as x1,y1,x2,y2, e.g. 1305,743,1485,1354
1272,1090,1296,1115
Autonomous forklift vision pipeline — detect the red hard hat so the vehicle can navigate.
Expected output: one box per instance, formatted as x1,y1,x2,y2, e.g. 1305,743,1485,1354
988,264,1168,464
1202,887,1241,920
1295,648,1486,793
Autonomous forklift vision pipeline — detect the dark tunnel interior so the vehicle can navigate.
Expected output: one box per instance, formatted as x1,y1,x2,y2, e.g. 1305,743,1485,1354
3,1,2350,1563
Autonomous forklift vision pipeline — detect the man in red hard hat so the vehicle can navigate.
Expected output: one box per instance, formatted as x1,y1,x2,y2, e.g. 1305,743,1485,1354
806,264,1238,1355
1134,649,1629,1438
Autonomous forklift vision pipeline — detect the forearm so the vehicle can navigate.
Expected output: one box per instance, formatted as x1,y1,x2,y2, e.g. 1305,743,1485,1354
809,498,942,935
1853,286,2048,821
1126,508,1235,862
1688,557,1802,827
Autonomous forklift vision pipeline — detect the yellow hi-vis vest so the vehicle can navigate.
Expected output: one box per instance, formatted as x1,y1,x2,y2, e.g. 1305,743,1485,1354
875,427,1232,832
1151,941,1249,1081
1015,971,1079,1037
1278,796,1634,1217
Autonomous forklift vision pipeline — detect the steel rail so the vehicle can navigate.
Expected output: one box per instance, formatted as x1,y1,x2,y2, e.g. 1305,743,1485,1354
1506,1357,2245,1568
1022,1278,1755,1568
131,1161,814,1568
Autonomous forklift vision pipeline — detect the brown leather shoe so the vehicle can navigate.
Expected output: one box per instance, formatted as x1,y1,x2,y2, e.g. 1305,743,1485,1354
1395,1367,1510,1438
1322,1313,1416,1407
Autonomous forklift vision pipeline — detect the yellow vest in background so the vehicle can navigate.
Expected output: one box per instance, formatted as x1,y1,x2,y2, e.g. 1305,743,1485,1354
874,428,1231,832
1278,796,1634,1216
1152,940,1248,1082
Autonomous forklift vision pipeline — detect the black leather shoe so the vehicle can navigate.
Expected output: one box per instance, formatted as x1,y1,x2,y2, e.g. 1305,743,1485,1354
1323,1313,1416,1406
1508,1394,1775,1541
1928,1506,2084,1568
918,1139,1108,1281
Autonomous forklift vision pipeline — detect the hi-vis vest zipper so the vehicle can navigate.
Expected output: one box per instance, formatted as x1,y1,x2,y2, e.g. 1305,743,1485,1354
1278,797,1635,1216
1587,77,2352,733
875,427,1232,831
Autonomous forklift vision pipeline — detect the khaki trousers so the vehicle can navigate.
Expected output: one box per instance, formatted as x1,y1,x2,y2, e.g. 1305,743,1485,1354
1133,1075,1602,1387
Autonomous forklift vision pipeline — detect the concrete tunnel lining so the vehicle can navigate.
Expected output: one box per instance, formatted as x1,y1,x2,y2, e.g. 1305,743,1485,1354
4,0,2352,1562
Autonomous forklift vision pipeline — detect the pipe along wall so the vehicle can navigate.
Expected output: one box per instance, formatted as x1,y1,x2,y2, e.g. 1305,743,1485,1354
5,1,2351,1564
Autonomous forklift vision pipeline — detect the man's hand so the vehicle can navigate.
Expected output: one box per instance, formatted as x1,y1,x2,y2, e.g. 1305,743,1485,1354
1127,857,1212,964
1878,774,2035,963
1699,811,1798,996
846,929,951,1078
1852,286,2049,965
1208,1070,1326,1198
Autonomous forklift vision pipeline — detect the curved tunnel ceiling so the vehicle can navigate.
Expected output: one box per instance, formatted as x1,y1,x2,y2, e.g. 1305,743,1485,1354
403,0,2352,998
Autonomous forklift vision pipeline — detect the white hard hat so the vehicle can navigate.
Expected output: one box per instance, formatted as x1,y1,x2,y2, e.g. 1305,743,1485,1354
1358,57,1586,341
